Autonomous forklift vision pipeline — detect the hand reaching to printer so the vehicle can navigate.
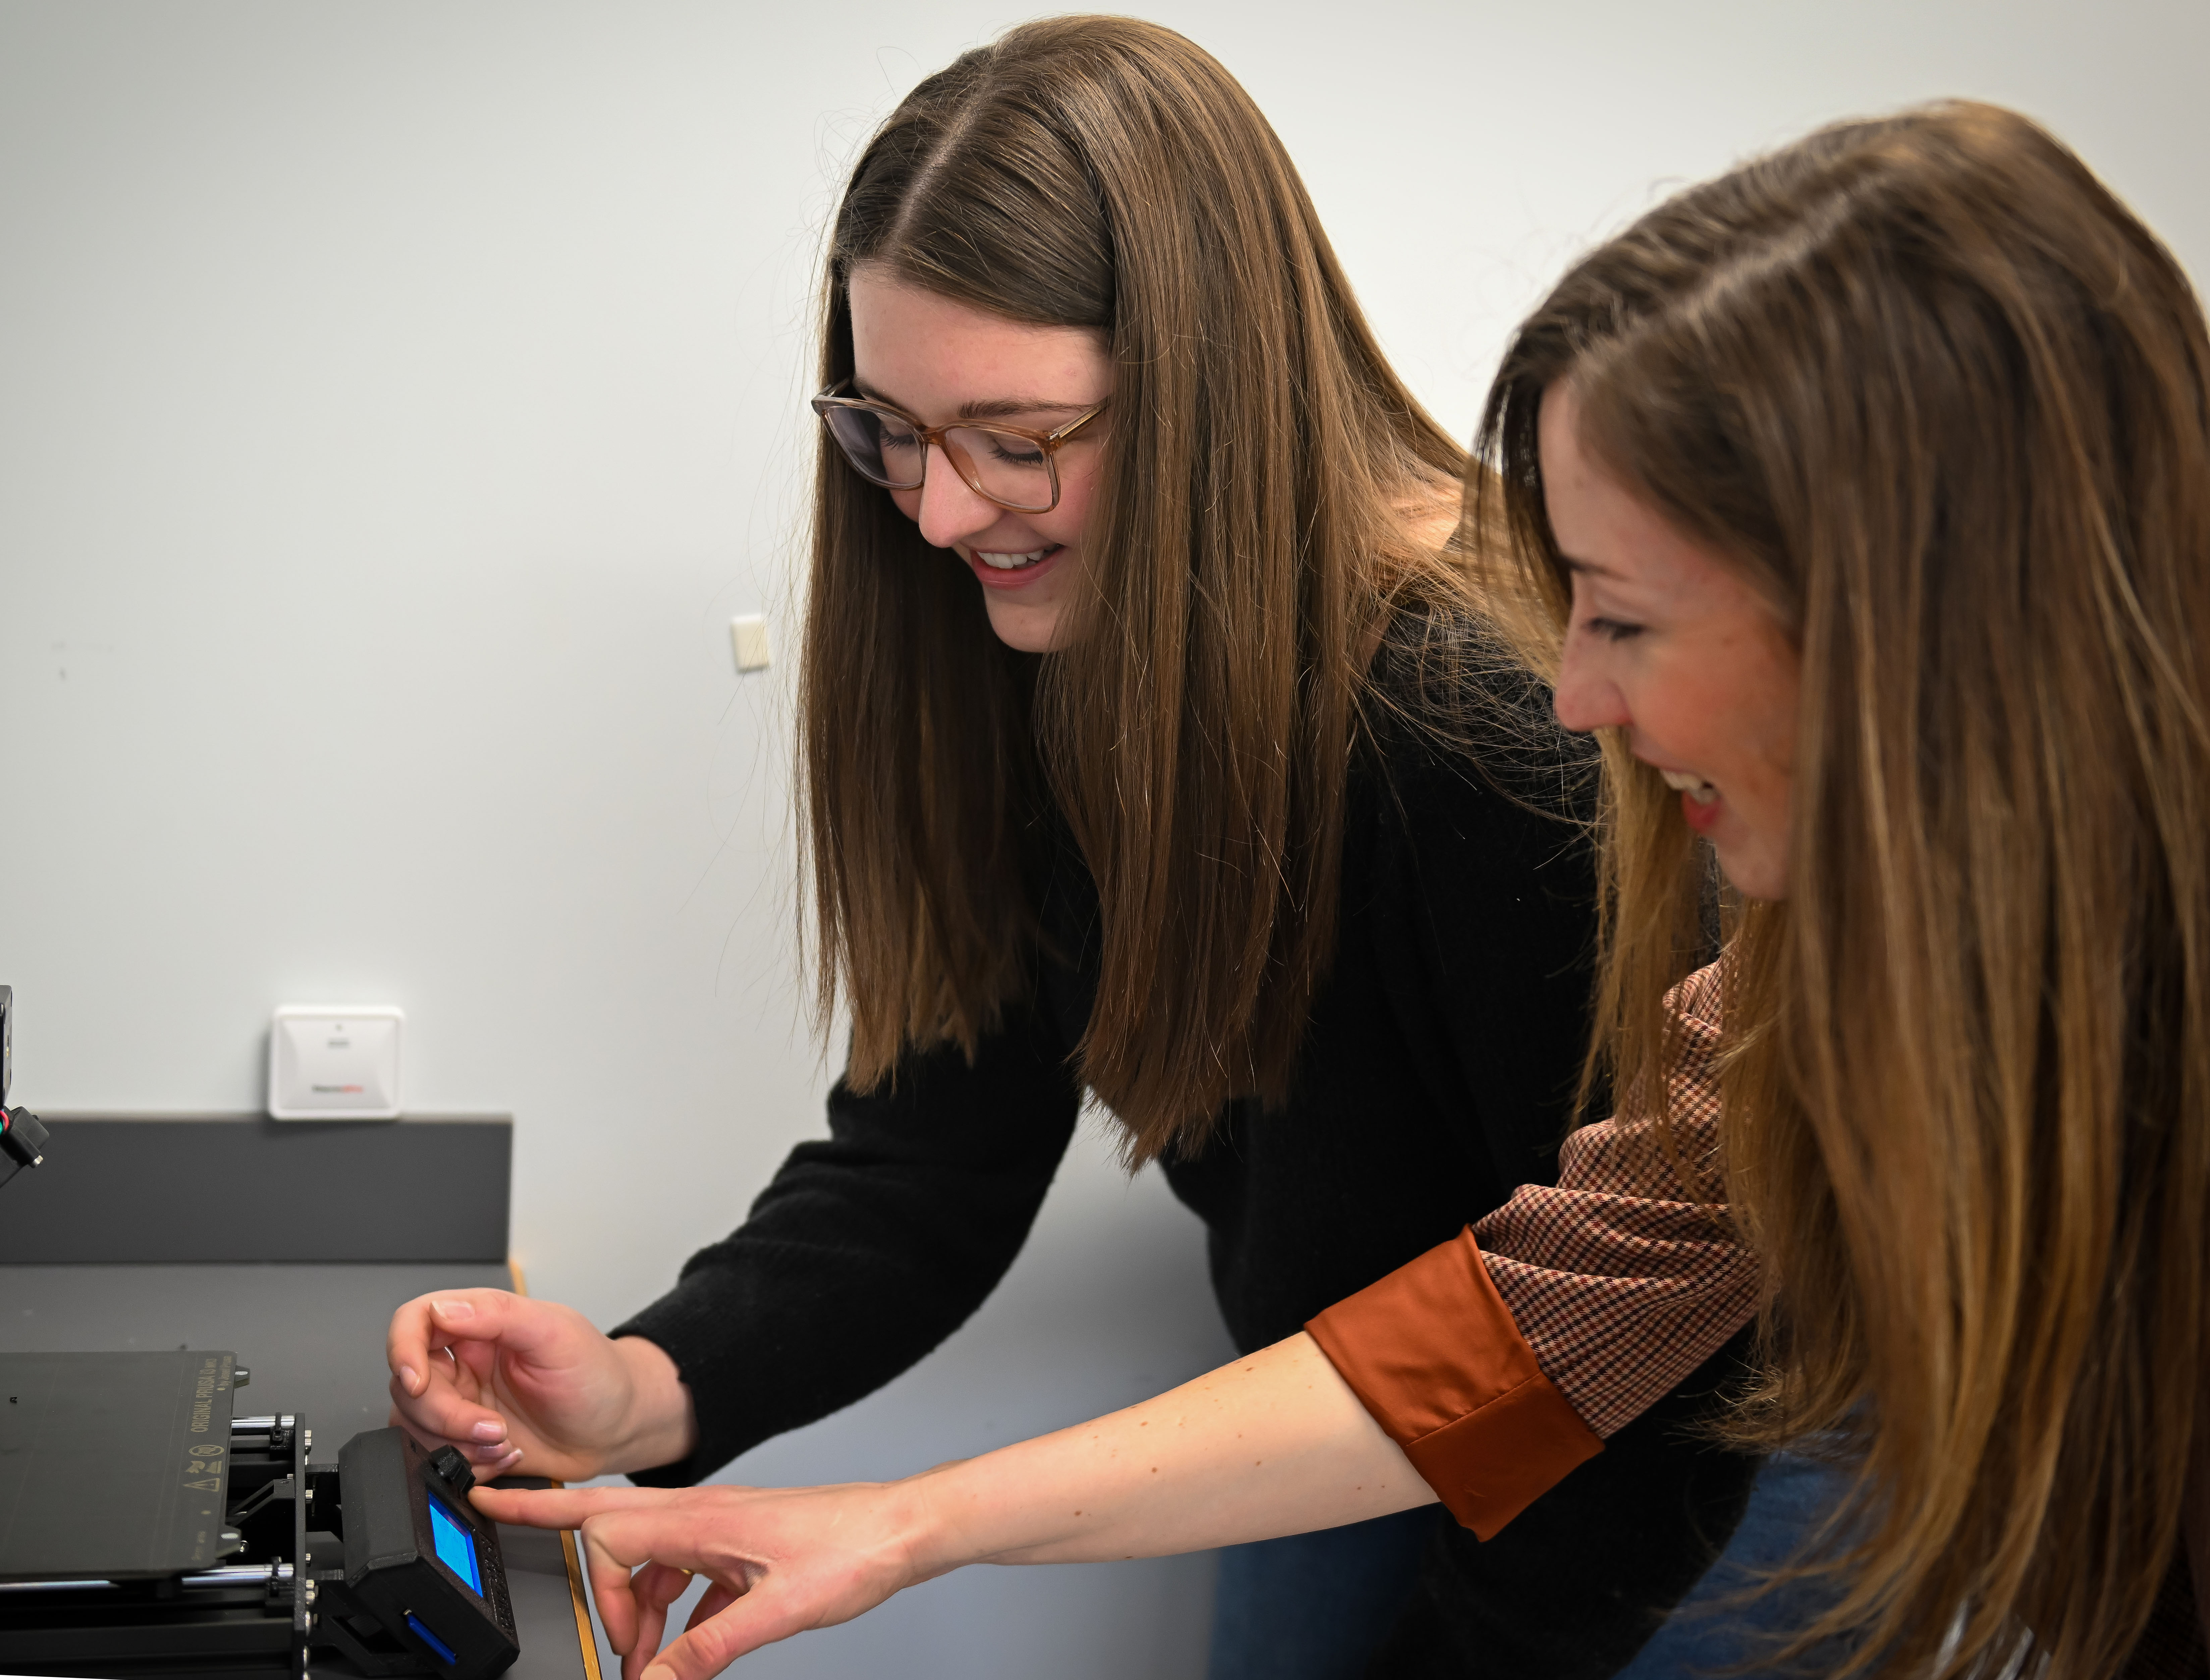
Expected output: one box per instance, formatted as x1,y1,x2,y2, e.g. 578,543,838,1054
386,1289,698,1483
472,1478,925,1680
474,1331,1430,1679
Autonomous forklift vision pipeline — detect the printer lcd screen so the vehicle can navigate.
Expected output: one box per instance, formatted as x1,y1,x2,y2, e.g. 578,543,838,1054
427,1495,483,1596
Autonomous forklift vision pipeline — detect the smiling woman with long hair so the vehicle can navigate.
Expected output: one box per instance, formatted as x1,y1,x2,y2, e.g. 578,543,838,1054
465,97,2210,1680
1483,102,2210,1676
799,14,1464,1157
377,17,1782,1679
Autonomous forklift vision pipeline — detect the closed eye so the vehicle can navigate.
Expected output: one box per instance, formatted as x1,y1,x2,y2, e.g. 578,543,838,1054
977,436,1046,467
1582,616,1644,642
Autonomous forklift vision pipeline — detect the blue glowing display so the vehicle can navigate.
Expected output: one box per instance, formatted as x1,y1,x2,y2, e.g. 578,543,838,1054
427,1496,482,1596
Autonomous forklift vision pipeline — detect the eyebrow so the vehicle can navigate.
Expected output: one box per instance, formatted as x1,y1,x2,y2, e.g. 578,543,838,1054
855,381,1097,422
1557,553,1625,580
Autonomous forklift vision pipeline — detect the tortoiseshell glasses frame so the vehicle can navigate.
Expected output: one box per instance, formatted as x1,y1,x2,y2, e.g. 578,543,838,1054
810,382,1110,515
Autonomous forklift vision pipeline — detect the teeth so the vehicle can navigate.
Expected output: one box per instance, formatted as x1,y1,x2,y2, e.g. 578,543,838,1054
976,548,1050,571
1658,769,1719,805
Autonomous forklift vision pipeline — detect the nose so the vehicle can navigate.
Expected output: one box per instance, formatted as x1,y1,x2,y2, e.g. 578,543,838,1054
1552,632,1632,735
914,449,1001,551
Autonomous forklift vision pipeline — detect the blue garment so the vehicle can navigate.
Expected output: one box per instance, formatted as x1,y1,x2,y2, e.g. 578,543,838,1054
1614,1452,1854,1678
1207,1507,1438,1680
1206,1455,1850,1679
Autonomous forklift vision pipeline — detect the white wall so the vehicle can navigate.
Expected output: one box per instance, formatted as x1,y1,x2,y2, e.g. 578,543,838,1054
1,2,2203,1675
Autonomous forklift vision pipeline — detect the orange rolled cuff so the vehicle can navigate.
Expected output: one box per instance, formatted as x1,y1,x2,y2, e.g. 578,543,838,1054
1307,1227,1602,1540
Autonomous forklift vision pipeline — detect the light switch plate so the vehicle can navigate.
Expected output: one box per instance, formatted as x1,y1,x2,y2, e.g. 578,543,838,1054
268,1005,403,1120
730,614,771,672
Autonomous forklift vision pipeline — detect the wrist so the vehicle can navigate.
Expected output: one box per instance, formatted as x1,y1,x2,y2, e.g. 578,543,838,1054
604,1334,698,1476
897,1448,1078,1575
895,1461,981,1583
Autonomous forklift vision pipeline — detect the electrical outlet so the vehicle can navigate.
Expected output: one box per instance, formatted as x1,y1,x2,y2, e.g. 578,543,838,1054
269,1006,403,1119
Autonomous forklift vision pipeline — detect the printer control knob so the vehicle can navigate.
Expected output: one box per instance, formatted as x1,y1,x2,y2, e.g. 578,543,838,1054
426,1445,476,1496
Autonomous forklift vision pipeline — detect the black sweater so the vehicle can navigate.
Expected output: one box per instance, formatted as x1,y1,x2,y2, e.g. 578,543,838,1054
618,658,1759,1677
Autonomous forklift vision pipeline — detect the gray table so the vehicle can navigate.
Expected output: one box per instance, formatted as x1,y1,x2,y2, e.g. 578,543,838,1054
0,1116,598,1680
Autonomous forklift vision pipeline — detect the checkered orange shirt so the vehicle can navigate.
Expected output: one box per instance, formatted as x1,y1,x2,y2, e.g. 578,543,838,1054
1471,960,1757,1437
1307,961,1756,1536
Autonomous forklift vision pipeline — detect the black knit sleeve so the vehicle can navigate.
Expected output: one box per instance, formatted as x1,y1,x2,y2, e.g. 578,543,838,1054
1364,628,1603,1196
611,984,1083,1485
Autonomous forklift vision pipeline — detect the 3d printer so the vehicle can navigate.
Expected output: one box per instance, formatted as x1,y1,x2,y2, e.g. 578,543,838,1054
0,1350,521,1678
0,990,522,1677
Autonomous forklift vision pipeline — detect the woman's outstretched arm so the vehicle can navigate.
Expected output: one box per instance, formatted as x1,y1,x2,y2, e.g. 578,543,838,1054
910,1329,1431,1565
475,1331,1431,1680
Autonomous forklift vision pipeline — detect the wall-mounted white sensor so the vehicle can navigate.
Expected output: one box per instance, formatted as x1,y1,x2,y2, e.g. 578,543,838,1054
268,1005,403,1120
731,614,771,673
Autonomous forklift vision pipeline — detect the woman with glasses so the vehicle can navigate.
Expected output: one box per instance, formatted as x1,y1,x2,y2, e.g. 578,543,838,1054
385,17,1768,1676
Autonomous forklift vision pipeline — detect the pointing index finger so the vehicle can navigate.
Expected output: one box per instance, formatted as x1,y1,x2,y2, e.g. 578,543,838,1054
469,1485,669,1530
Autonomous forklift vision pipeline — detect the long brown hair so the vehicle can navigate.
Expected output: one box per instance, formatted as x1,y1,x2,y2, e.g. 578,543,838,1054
800,16,1469,1160
1478,104,2210,1676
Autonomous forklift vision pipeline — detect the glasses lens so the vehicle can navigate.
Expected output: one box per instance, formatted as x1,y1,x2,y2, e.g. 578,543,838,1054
943,427,1056,513
822,404,924,489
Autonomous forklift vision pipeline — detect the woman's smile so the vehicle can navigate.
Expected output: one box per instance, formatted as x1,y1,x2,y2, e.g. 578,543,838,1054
968,542,1066,585
1653,766,1724,829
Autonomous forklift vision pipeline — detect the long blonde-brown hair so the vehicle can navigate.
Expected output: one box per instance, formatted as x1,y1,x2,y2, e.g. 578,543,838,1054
800,16,1469,1161
1478,104,2210,1676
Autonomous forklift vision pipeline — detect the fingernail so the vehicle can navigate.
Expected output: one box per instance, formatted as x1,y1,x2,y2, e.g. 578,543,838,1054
433,1298,475,1320
399,1365,421,1394
643,1668,675,1680
471,1419,506,1442
498,1448,524,1473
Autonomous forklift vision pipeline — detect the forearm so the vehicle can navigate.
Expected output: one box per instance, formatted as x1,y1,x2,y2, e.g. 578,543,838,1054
908,1332,1433,1571
614,1016,1079,1484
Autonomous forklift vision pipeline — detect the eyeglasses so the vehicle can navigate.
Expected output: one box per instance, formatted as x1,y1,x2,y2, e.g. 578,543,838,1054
811,382,1108,515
